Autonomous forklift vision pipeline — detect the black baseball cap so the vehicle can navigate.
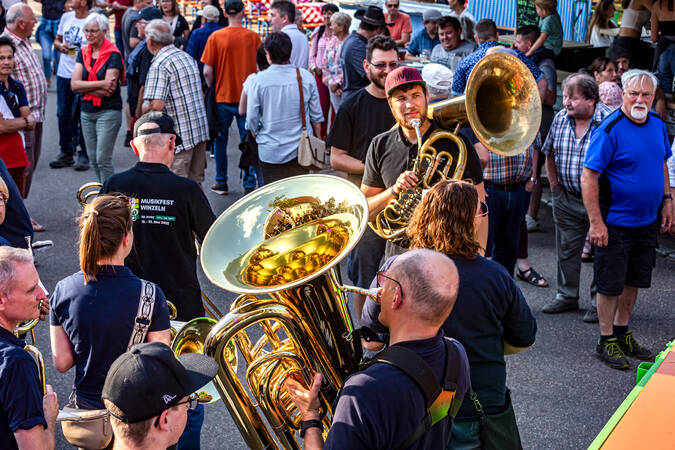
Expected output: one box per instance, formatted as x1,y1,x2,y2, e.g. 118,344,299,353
133,111,183,146
224,0,244,15
102,342,218,423
139,6,163,21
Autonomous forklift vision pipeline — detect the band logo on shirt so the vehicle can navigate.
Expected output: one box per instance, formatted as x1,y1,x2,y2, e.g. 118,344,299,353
131,197,177,225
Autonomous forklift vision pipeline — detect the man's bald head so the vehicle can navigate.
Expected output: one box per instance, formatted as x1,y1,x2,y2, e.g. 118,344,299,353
6,4,36,38
390,249,459,326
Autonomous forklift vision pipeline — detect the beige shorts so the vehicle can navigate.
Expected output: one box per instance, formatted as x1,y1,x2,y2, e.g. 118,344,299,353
170,141,207,184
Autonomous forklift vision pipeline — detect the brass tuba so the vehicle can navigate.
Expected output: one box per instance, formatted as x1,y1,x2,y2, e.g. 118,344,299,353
371,52,542,245
201,175,369,449
76,182,103,206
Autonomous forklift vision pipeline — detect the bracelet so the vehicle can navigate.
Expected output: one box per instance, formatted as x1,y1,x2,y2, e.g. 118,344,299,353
664,194,673,201
23,117,29,129
299,419,322,438
390,186,397,197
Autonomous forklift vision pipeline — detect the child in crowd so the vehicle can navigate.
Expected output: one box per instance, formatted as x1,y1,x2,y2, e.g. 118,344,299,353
527,0,563,63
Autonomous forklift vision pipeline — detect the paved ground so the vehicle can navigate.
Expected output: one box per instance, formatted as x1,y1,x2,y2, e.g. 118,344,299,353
26,83,675,449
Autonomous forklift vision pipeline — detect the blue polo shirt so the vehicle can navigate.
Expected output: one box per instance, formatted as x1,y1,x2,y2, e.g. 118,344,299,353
324,332,471,449
0,327,47,450
50,265,170,408
585,110,672,227
407,28,440,57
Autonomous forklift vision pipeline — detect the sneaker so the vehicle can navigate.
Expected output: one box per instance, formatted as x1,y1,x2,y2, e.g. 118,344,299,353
617,331,653,360
74,154,90,171
210,182,229,195
526,214,541,232
583,306,599,323
596,337,630,370
542,297,579,314
124,130,132,148
49,153,74,168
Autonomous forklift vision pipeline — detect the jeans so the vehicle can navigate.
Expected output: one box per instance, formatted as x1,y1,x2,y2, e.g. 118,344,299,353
448,420,481,450
485,184,531,276
177,403,204,450
113,29,124,59
36,18,60,79
243,165,264,190
80,108,122,183
56,76,87,157
657,41,675,94
214,102,246,184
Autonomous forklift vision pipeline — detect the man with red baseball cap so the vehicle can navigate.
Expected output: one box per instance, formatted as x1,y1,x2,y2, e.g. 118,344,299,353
361,66,487,257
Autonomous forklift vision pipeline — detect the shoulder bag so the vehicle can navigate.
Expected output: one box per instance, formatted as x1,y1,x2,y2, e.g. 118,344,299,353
61,281,157,449
471,388,523,450
295,68,327,171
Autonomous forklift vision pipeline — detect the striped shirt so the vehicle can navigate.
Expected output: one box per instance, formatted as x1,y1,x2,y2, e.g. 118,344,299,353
484,134,537,185
541,103,612,195
2,30,46,123
144,45,208,153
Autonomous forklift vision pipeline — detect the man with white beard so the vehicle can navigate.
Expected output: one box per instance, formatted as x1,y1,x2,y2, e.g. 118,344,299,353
581,70,673,370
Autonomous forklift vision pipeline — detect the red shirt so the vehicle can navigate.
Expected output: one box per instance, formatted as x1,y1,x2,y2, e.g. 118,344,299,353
110,0,134,30
385,12,412,42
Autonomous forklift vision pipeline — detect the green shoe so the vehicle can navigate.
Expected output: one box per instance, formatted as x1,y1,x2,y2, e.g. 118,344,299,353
596,337,630,370
617,331,653,361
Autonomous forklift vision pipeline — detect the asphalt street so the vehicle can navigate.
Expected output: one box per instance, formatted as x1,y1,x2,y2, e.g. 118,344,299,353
25,83,675,449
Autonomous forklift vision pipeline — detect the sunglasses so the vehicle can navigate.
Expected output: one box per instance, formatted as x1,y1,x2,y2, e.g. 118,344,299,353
153,394,199,427
369,61,400,70
476,201,488,217
386,3,399,7
376,270,404,297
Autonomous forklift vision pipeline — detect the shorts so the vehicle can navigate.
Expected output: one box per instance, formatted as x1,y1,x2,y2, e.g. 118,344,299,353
171,142,207,184
347,226,386,288
594,221,658,296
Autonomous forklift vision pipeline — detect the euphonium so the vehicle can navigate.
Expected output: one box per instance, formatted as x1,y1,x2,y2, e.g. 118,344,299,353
200,175,369,449
76,182,103,206
371,52,542,245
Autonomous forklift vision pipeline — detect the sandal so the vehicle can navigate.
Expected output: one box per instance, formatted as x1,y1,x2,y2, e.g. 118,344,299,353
517,267,549,287
31,218,45,232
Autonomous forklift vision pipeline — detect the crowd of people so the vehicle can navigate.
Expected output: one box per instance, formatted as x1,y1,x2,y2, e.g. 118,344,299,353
0,0,674,449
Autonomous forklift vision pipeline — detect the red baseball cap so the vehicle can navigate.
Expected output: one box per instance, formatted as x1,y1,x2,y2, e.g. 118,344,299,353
385,67,427,97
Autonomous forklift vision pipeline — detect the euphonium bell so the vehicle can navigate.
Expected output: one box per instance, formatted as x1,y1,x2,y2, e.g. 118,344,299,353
201,175,368,449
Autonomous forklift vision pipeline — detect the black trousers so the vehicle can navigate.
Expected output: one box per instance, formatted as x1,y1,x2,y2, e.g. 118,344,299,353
260,158,308,185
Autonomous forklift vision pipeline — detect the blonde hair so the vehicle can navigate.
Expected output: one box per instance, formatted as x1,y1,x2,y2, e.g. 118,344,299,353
0,177,9,201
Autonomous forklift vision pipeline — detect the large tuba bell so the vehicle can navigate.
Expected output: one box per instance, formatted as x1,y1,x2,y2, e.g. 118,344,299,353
201,175,368,449
371,52,542,244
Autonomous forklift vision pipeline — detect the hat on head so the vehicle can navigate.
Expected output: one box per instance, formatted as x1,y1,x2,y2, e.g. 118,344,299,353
606,44,630,62
133,111,182,146
224,0,244,15
354,6,386,27
385,66,426,96
201,5,220,21
139,6,162,21
102,342,218,423
422,63,453,94
422,8,442,22
598,81,623,110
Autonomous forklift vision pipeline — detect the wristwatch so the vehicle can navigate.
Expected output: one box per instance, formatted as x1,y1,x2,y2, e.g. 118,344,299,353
299,419,322,437
529,177,538,184
664,194,673,201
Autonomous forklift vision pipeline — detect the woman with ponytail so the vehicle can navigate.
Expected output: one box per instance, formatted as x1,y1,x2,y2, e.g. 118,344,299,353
49,195,170,415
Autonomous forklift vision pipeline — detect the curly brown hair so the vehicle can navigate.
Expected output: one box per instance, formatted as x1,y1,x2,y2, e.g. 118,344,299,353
406,180,481,259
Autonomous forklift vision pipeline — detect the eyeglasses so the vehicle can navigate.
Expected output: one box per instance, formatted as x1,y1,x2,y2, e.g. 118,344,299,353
83,29,102,34
369,61,400,70
153,394,199,427
376,270,403,297
476,201,488,217
386,3,399,7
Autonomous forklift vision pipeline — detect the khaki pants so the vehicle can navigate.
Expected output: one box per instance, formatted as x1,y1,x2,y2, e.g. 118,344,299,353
171,141,207,184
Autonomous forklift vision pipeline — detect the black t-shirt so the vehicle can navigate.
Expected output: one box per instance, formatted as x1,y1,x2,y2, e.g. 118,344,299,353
101,162,216,320
324,332,471,449
127,45,153,109
76,50,123,112
0,158,32,248
0,327,47,450
362,121,484,189
42,0,65,20
50,266,170,407
362,255,537,418
326,88,395,186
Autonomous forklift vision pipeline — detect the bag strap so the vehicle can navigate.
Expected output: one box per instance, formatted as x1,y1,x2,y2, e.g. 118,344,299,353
296,68,307,131
127,280,156,351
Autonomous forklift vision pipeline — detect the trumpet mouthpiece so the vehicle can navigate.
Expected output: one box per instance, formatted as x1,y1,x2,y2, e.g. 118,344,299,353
410,118,421,129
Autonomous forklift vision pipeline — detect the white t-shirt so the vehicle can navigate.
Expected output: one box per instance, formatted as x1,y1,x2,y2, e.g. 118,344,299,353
57,12,86,79
668,141,675,188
